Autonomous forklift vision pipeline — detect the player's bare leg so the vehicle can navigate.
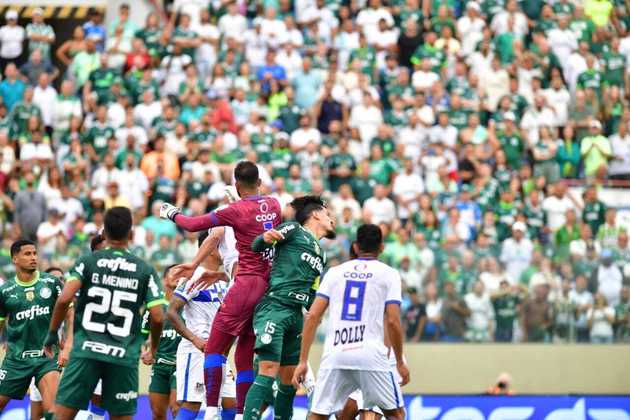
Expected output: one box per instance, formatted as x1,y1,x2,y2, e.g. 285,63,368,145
169,390,180,417
37,370,60,416
54,404,79,420
150,391,171,420
308,414,328,420
0,395,10,411
221,396,237,420
380,407,405,420
338,398,359,420
30,400,43,420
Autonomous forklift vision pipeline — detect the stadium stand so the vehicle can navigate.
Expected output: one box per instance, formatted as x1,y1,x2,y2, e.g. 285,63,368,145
0,0,628,348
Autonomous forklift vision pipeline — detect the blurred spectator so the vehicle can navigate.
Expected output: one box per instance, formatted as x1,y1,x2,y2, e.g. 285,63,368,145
500,222,533,283
0,10,25,70
587,293,615,344
13,172,47,241
0,63,26,111
464,281,494,342
26,8,55,61
521,284,552,342
422,282,442,341
441,281,470,342
615,287,630,342
492,280,521,342
402,287,426,342
596,249,623,307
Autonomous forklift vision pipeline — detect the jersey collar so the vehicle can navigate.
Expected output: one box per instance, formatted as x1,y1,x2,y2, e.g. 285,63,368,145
15,270,40,287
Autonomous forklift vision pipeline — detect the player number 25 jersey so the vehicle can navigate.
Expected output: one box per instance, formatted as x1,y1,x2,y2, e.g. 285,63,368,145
67,248,166,367
317,259,402,372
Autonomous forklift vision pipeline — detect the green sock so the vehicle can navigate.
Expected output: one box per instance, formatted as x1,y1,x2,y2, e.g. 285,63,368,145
44,412,54,420
273,383,297,420
243,374,275,420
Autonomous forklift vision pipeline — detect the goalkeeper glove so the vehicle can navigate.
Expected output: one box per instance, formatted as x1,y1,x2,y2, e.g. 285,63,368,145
159,202,181,221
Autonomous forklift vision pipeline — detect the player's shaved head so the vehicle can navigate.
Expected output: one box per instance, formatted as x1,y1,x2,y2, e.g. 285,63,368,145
355,224,383,254
104,207,133,241
234,160,260,188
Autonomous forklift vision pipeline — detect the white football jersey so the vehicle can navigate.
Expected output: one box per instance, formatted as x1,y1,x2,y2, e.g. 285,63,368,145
317,258,402,371
216,226,238,282
174,267,229,354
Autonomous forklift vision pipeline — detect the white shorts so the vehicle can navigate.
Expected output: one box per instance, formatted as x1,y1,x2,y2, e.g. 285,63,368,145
348,356,403,413
311,369,403,415
29,378,102,403
29,379,42,403
176,351,235,403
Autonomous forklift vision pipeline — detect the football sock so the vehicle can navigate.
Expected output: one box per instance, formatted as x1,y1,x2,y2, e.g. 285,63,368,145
273,383,296,420
242,374,274,420
176,407,198,420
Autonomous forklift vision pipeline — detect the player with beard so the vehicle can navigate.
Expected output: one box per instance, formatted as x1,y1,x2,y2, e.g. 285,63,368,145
243,196,336,420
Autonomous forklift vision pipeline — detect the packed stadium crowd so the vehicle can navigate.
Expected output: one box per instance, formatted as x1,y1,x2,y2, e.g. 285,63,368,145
0,0,628,347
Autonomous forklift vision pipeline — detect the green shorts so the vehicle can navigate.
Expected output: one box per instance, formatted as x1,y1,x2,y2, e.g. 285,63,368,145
0,356,60,399
56,357,138,416
149,362,176,395
253,298,303,366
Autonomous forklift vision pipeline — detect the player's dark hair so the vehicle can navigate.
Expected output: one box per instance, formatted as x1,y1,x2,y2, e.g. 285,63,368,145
349,241,358,259
10,238,36,257
164,264,178,279
90,234,106,252
291,195,326,225
234,161,259,187
198,231,209,248
45,266,63,276
356,224,382,253
104,207,133,241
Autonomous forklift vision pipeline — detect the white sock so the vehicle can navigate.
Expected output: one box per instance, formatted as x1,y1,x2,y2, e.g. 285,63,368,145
203,406,219,420
234,414,243,420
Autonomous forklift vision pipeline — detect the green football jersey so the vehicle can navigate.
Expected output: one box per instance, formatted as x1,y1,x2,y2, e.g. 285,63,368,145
0,272,62,360
141,305,180,365
253,222,326,308
66,247,166,367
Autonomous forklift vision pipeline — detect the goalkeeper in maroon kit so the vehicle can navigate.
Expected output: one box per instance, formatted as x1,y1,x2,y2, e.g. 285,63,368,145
160,161,281,418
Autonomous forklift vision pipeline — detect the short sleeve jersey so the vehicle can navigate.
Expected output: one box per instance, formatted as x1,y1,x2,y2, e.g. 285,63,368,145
210,196,282,278
261,222,326,308
0,272,62,360
141,305,180,365
173,267,228,353
66,247,166,367
317,258,402,371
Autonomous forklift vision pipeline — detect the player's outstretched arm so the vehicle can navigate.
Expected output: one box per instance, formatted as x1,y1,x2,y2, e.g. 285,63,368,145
171,227,225,279
292,296,328,389
148,304,165,360
44,279,81,357
160,202,226,232
385,303,410,386
167,295,206,352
